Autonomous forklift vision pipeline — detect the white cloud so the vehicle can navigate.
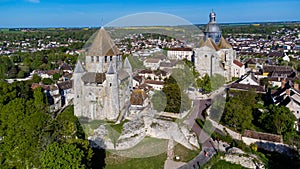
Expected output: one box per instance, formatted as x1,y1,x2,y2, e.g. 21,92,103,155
26,0,40,3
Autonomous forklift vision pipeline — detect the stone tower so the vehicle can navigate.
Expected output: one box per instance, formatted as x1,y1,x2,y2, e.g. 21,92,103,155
106,62,120,121
73,60,84,117
73,27,131,122
204,10,222,44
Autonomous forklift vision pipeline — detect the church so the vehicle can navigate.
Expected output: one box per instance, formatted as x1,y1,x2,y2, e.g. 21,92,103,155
194,11,238,81
73,27,132,122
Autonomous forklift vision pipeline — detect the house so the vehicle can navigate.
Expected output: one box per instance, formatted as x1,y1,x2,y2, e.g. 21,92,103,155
231,59,246,78
144,80,164,90
271,80,300,132
228,83,265,94
167,47,193,61
262,65,296,78
143,58,161,70
57,80,73,107
237,72,260,86
133,75,144,88
138,69,169,81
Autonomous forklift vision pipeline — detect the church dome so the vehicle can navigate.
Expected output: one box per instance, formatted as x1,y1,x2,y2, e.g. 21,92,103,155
204,22,221,33
204,11,221,33
203,11,222,44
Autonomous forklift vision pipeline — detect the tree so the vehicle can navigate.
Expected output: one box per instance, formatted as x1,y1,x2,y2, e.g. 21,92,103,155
0,98,52,168
53,73,60,81
42,78,53,85
17,70,26,78
223,96,253,131
41,142,86,169
32,74,42,83
259,105,296,137
197,74,211,93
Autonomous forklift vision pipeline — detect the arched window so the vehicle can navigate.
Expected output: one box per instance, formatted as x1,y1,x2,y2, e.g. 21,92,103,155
91,56,94,62
105,56,108,63
110,56,113,61
96,56,99,62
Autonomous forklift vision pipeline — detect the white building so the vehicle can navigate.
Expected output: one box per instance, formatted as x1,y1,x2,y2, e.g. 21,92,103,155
167,48,193,61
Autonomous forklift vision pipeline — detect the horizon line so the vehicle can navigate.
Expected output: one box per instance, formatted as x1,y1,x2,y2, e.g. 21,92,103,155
1,20,299,29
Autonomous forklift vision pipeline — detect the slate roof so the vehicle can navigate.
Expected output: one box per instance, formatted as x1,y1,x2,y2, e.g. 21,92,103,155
228,83,265,93
81,72,106,84
57,80,73,90
118,69,129,81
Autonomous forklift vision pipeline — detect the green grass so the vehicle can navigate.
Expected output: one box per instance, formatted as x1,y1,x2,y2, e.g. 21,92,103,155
202,153,247,169
104,137,168,169
173,143,201,162
209,160,248,169
104,153,166,169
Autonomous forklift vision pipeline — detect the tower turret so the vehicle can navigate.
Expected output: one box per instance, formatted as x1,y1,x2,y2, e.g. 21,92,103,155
105,62,120,121
73,60,85,117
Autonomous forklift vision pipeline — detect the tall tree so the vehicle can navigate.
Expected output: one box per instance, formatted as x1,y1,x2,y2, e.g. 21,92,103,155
259,105,296,137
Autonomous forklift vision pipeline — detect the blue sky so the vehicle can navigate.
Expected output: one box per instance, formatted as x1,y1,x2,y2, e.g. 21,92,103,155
0,0,299,27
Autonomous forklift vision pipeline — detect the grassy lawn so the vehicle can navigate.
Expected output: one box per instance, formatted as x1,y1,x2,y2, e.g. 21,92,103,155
104,153,166,169
202,153,248,169
173,143,201,162
209,160,248,169
104,137,168,169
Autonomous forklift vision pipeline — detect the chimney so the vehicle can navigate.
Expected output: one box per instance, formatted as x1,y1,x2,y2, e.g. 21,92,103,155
294,83,299,91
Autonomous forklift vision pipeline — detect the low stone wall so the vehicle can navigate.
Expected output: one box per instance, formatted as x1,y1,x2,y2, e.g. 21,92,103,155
207,117,242,140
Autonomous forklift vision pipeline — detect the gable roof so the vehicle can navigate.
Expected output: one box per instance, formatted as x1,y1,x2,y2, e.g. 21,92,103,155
200,38,219,51
218,36,232,49
57,80,73,90
233,59,243,67
86,27,120,56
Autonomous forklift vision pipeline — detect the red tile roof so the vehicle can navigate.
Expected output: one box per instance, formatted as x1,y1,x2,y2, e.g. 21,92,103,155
233,60,243,67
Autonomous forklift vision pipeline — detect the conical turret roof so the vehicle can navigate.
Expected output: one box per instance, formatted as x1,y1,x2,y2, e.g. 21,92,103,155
87,27,120,56
74,60,84,73
107,62,115,74
124,57,132,70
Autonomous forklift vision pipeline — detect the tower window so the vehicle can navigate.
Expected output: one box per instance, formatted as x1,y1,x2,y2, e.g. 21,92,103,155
91,56,94,62
109,83,112,87
96,56,99,62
